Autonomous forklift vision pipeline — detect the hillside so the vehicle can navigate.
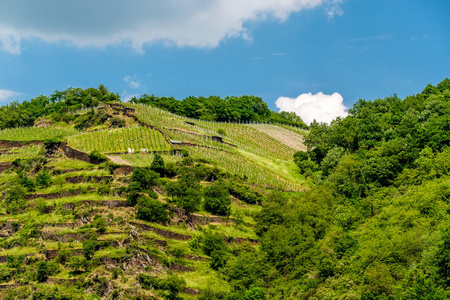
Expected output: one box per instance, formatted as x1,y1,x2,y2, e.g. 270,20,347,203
1,79,450,299
0,91,307,300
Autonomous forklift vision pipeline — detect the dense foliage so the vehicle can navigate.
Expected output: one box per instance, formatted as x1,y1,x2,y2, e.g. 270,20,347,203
0,85,119,129
130,94,307,127
213,78,450,299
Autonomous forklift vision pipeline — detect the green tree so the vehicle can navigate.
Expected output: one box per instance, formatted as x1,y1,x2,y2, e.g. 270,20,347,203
204,181,231,216
437,227,450,285
150,153,166,176
131,167,160,190
136,196,170,224
83,239,96,260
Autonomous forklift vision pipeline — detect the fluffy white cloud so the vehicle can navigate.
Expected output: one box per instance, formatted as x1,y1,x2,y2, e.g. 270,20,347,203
0,89,21,103
0,0,343,54
124,76,140,89
275,92,347,125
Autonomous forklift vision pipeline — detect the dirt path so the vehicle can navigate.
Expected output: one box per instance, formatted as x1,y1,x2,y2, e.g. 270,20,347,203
107,155,131,165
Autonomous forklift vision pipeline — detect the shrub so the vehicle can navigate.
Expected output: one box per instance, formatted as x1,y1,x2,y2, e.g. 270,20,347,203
210,250,228,270
131,167,160,190
20,176,35,192
150,153,165,176
36,262,48,282
136,196,170,224
204,181,231,216
94,217,107,234
159,275,186,299
227,182,262,205
244,286,266,300
97,185,111,196
0,266,12,283
203,233,226,256
5,185,27,213
138,273,160,290
68,256,89,273
109,117,126,128
83,240,96,259
177,188,202,213
56,249,71,264
36,170,51,188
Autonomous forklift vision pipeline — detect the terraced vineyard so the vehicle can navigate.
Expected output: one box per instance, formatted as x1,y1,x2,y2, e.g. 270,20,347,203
0,144,43,162
0,127,78,141
127,103,301,160
67,126,171,153
122,103,306,191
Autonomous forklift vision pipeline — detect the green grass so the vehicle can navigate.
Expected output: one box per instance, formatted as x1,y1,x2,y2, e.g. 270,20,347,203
0,247,38,256
47,157,97,170
35,182,96,194
43,241,83,250
51,168,110,180
178,260,230,293
94,247,127,258
238,148,306,185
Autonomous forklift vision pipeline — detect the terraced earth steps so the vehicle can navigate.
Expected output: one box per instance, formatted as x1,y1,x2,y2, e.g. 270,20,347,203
0,253,37,263
46,278,79,285
169,263,195,273
123,236,168,248
45,249,83,260
0,140,43,149
25,188,95,200
173,206,228,226
130,222,192,241
230,237,260,245
100,252,164,273
0,283,18,289
61,200,127,211
185,254,209,261
64,175,112,184
0,161,12,173
183,287,200,295
40,231,127,243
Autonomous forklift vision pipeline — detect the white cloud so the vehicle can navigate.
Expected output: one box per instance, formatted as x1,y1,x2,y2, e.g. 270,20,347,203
0,89,21,103
124,76,140,89
275,92,347,125
0,0,344,54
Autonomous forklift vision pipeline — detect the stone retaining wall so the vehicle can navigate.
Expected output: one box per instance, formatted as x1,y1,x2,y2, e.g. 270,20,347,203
0,161,12,173
130,222,192,241
59,142,103,164
0,140,43,148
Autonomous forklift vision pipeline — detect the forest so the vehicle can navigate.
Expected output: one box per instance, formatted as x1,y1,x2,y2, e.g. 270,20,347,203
0,79,449,299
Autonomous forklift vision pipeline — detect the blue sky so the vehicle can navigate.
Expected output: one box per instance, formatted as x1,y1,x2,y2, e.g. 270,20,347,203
0,0,448,123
